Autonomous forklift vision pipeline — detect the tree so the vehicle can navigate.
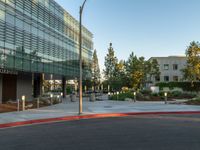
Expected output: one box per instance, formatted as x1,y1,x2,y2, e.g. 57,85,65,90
182,41,200,86
104,43,118,80
148,59,160,83
91,49,101,91
111,60,128,90
126,52,144,89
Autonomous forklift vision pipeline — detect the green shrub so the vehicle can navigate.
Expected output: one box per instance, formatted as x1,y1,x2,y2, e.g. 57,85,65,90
156,82,200,91
140,89,152,95
109,92,134,101
122,87,129,92
181,92,197,99
151,93,159,97
171,91,182,97
159,91,167,96
52,97,60,104
66,86,72,94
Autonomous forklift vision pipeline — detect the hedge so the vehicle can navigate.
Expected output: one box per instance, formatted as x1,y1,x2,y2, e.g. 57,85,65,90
155,82,200,91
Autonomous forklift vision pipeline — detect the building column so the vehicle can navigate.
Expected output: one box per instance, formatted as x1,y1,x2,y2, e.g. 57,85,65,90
33,73,42,98
41,73,45,95
62,76,66,98
0,74,2,104
17,73,32,101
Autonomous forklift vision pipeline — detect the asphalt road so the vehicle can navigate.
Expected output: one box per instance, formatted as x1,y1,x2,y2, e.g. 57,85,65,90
0,114,200,150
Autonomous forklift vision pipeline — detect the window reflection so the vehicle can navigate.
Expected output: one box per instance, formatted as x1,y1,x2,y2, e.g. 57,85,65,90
0,0,93,78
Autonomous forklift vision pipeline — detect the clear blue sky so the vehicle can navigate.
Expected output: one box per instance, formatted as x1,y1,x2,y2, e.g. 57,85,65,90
55,0,200,71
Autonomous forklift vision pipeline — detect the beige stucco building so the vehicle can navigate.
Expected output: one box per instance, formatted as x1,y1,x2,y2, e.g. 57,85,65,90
148,56,187,84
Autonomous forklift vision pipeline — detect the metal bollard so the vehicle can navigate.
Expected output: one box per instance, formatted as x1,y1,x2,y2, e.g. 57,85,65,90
22,95,25,111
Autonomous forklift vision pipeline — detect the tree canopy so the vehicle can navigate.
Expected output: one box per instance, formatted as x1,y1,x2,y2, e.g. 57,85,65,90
182,41,200,86
91,49,101,90
103,43,160,91
104,43,118,81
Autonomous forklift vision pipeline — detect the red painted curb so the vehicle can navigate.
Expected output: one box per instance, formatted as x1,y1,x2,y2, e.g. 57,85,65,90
1,111,200,129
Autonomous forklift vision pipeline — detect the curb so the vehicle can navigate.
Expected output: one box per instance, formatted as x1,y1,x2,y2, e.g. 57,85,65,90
1,111,200,129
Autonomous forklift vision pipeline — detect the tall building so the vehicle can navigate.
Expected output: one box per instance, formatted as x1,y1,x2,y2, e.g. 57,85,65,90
0,0,93,103
148,56,187,84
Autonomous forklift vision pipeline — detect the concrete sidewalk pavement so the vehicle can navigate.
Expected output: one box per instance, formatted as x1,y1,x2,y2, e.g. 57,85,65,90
1,96,200,126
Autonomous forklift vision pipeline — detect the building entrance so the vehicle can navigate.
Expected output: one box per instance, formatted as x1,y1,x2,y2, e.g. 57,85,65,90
2,74,17,103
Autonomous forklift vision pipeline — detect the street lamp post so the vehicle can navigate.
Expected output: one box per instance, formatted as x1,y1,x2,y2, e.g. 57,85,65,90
133,92,136,102
79,0,87,115
164,92,168,104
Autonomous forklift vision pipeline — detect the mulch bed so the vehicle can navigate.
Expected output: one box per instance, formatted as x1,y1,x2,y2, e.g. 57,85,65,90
0,104,17,113
185,100,200,105
0,101,51,113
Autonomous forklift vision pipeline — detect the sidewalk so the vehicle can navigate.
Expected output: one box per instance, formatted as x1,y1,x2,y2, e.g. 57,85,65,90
1,96,200,126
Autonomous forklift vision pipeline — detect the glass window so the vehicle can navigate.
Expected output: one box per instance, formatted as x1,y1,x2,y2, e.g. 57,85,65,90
50,4,54,13
173,76,178,82
32,26,38,35
15,56,23,70
164,64,169,70
38,29,43,38
44,0,49,8
6,13,14,25
155,76,160,82
0,40,4,47
16,0,23,12
4,54,14,68
5,42,14,49
0,10,5,21
173,64,178,70
23,59,31,71
16,18,23,29
24,22,31,32
164,76,169,82
6,0,15,7
32,0,38,5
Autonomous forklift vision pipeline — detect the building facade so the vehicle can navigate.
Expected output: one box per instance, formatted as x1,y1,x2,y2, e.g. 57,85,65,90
148,56,187,84
0,0,93,103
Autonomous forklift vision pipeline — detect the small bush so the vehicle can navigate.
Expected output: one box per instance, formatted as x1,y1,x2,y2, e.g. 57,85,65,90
122,87,129,92
181,92,197,99
171,91,182,97
156,82,200,91
53,98,60,104
151,93,159,97
159,91,167,96
109,92,134,101
42,99,51,105
140,89,152,95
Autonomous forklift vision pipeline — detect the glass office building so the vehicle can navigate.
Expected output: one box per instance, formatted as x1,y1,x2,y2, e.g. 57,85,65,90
0,0,93,103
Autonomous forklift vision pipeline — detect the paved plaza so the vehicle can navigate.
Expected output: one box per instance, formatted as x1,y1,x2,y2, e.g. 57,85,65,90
1,96,200,125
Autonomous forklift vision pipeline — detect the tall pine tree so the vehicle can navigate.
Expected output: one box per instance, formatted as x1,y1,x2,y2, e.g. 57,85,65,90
104,43,118,80
92,49,101,91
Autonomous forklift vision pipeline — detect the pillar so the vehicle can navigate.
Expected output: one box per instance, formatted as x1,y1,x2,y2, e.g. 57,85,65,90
33,73,42,98
62,76,66,98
